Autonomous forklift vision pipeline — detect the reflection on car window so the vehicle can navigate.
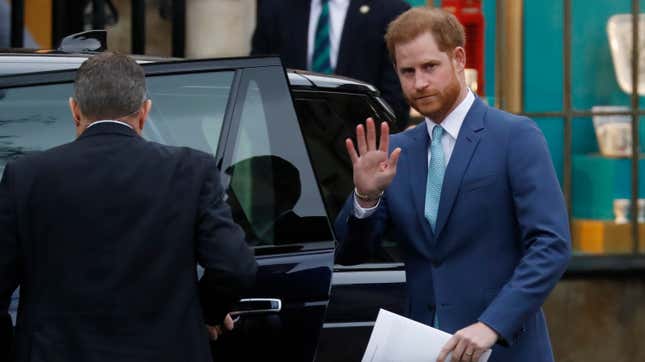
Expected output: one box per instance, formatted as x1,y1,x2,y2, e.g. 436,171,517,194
0,83,75,174
226,68,333,247
143,71,234,154
0,71,234,176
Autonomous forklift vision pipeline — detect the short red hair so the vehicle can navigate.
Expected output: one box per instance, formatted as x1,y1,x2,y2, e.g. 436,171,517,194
385,7,465,64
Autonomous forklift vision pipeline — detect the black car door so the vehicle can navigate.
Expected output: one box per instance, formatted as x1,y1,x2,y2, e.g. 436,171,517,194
291,89,409,362
0,56,334,361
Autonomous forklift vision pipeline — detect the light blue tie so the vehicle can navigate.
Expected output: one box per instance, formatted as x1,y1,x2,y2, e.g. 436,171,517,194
424,125,445,231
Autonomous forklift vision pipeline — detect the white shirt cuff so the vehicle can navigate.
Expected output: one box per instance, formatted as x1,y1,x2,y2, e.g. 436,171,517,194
352,194,381,219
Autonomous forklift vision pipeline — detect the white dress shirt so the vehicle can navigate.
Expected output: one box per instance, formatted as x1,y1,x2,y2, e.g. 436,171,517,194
353,89,476,218
307,0,351,70
87,120,134,129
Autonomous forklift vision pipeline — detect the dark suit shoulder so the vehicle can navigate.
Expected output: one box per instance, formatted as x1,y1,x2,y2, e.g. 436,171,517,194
372,0,411,15
142,141,217,167
6,139,73,172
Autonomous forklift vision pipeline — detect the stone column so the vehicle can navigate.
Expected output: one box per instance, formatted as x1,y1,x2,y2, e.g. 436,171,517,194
185,0,256,58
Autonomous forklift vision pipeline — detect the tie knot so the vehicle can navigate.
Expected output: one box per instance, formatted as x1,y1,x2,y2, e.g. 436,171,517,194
321,0,330,4
432,125,443,143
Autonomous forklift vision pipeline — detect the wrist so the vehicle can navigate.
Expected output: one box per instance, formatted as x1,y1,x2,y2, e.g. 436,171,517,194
354,187,383,203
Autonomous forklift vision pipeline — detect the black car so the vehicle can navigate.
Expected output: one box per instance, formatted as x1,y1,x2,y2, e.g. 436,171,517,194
0,44,407,361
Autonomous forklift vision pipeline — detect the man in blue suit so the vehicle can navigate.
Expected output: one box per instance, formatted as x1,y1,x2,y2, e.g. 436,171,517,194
335,8,571,362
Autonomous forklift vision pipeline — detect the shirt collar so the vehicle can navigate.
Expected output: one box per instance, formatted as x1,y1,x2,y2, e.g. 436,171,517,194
425,88,475,140
87,120,134,129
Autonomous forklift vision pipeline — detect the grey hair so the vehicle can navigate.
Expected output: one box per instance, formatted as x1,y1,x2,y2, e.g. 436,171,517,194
73,52,147,121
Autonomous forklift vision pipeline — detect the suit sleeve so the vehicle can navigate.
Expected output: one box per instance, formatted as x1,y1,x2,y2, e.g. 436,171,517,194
334,191,389,265
250,0,276,56
0,163,19,360
195,156,258,325
377,1,410,131
478,119,571,345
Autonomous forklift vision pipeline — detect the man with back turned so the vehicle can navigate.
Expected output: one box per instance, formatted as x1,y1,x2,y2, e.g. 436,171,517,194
0,52,257,362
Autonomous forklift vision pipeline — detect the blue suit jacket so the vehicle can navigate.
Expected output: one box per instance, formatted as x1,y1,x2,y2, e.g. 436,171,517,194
335,98,571,362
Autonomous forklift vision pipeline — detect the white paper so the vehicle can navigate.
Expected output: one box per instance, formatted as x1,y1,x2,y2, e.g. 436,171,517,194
362,309,492,362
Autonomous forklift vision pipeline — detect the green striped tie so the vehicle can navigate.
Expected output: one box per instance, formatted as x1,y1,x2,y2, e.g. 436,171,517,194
311,0,333,74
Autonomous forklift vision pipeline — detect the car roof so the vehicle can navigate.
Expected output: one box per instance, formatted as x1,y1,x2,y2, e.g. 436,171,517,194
0,51,378,96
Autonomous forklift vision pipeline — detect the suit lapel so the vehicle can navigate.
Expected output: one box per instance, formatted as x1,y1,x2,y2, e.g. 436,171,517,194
407,122,435,243
291,0,311,69
336,0,369,73
434,98,488,237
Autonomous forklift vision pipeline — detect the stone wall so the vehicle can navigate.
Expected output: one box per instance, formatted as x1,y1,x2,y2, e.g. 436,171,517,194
545,277,645,361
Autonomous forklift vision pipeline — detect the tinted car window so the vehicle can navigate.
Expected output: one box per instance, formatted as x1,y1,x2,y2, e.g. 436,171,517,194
143,71,234,153
294,92,402,263
224,68,333,247
0,71,234,176
0,83,75,173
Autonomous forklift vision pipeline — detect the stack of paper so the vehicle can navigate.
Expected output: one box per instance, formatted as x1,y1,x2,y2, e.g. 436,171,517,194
362,309,492,362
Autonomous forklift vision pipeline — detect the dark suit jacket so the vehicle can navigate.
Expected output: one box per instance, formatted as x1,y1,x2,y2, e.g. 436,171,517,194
335,98,572,362
0,122,257,362
251,0,411,130
1,312,13,361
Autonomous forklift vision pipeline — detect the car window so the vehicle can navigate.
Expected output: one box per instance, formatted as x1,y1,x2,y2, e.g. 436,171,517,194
224,67,333,247
143,71,234,154
0,83,75,173
0,71,233,175
294,91,402,263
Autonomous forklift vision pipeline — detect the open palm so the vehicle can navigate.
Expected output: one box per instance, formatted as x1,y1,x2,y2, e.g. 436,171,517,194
345,118,402,200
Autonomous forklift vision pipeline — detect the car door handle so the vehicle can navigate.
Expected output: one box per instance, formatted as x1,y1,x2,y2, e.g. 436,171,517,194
230,298,282,319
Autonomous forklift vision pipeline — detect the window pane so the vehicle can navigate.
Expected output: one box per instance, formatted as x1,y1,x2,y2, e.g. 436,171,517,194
225,68,333,247
571,116,635,254
143,71,233,154
295,92,402,263
571,0,632,110
295,92,387,221
0,83,75,173
524,0,564,113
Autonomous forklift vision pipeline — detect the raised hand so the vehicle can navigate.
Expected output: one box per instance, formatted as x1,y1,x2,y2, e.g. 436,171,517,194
345,118,401,207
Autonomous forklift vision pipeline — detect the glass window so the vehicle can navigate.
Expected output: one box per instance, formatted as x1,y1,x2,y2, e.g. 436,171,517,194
0,83,75,173
294,92,392,221
522,0,645,256
224,67,333,247
294,91,402,263
143,71,233,153
571,0,632,110
0,71,233,176
523,0,564,113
